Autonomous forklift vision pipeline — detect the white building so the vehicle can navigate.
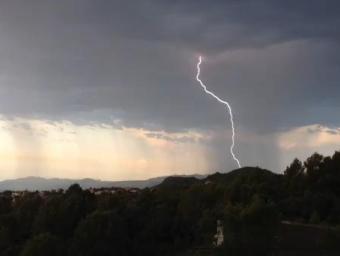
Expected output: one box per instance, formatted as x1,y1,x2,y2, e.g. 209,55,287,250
213,220,224,247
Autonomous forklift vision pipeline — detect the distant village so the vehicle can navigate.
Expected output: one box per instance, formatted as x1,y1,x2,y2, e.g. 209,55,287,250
1,186,141,204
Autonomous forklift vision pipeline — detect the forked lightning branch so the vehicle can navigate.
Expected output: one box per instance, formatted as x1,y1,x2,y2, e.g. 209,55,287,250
195,56,241,168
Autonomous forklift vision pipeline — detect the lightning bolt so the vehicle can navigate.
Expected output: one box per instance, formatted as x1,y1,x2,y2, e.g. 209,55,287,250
195,56,241,168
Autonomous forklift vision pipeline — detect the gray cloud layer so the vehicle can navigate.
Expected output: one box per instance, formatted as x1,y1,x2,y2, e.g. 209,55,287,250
0,0,339,134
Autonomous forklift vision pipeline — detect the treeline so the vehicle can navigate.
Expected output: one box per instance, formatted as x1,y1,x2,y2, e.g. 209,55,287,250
0,152,340,255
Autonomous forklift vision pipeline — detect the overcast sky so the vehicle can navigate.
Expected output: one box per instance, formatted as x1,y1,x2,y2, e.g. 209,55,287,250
0,0,339,180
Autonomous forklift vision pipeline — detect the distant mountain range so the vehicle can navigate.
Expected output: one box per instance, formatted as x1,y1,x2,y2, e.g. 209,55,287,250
0,174,206,191
0,167,275,191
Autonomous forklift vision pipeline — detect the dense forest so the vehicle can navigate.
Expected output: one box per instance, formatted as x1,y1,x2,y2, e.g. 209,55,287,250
1,152,340,255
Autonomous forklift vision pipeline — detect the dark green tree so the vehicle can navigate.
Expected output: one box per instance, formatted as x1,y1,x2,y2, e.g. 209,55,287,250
70,210,129,256
20,233,65,256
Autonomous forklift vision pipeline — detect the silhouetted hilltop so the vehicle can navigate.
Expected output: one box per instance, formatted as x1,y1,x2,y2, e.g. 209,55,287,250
157,176,201,189
204,166,277,184
157,167,279,191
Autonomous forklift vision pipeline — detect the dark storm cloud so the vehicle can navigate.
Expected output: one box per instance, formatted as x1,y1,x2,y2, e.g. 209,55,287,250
0,0,340,133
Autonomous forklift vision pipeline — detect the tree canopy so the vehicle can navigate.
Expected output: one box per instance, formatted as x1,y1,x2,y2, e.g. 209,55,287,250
1,151,340,255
